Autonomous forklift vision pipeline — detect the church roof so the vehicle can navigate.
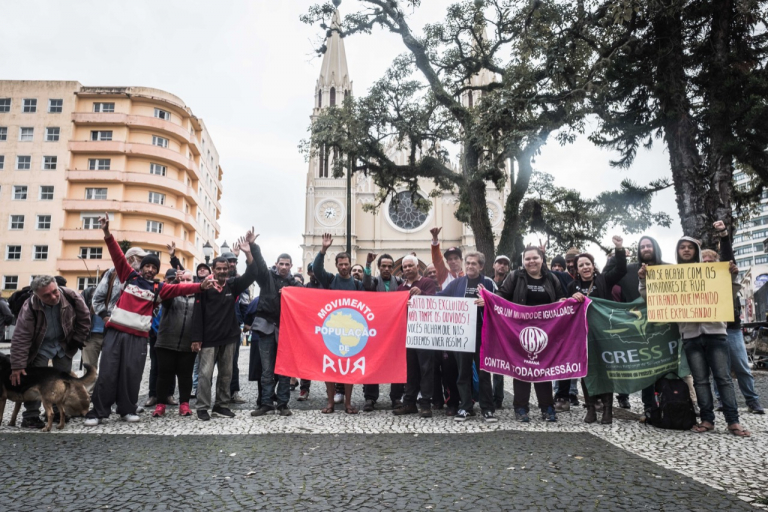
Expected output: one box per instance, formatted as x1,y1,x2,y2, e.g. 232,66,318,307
318,9,351,89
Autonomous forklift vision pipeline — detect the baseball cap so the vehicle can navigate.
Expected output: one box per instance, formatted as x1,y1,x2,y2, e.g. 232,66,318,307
125,247,149,259
444,247,462,259
494,255,510,264
164,268,178,281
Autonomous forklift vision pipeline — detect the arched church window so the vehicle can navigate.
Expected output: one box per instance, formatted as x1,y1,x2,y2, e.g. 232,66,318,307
318,90,322,108
388,191,428,230
344,90,350,100
330,87,336,107
319,144,329,178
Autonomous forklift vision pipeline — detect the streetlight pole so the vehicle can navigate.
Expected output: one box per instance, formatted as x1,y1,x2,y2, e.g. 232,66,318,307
346,153,352,255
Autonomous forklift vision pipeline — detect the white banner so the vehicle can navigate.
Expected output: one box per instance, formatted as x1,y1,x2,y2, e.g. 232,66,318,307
405,296,477,352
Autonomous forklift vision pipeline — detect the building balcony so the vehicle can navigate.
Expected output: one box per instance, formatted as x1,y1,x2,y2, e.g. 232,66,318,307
68,141,200,181
59,229,199,257
66,170,199,206
62,199,200,233
71,112,193,145
56,258,113,273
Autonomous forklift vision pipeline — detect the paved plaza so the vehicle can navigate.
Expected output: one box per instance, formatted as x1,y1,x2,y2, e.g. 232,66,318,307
1,346,767,511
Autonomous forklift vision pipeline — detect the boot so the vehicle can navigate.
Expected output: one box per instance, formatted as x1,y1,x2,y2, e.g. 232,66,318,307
584,396,597,424
600,394,613,424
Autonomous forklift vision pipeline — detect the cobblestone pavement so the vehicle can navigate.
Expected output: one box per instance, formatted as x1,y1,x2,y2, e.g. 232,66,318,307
0,432,756,512
1,346,767,510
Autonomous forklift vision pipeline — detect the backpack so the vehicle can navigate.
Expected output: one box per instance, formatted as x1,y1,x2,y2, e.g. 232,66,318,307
9,287,33,319
648,375,697,430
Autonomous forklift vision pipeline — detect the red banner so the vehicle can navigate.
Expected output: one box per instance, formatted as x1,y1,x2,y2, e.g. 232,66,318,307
275,288,409,384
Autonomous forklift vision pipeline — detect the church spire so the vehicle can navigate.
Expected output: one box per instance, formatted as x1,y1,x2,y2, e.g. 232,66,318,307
315,8,352,110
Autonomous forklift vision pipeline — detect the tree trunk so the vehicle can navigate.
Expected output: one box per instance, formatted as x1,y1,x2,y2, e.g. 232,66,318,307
462,146,496,276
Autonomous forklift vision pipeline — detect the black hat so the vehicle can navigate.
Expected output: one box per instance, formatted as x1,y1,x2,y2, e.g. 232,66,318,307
307,263,314,272
196,262,211,273
164,268,178,280
552,255,567,269
444,247,462,259
54,276,67,287
140,254,161,271
221,251,237,262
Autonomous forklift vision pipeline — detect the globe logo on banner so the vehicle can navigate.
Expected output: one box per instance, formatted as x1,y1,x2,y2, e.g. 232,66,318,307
519,326,548,361
318,308,371,358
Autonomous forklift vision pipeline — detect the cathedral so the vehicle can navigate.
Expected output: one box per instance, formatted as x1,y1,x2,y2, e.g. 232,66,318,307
301,9,510,274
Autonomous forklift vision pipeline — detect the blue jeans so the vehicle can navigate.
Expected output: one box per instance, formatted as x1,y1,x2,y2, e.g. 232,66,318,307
713,328,759,403
259,332,290,408
192,353,200,391
684,334,739,425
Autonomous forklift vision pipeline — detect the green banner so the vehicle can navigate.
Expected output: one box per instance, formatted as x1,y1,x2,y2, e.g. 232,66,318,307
585,297,689,396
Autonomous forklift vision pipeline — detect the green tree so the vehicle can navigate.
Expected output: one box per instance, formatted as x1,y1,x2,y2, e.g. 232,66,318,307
589,0,768,248
302,0,669,269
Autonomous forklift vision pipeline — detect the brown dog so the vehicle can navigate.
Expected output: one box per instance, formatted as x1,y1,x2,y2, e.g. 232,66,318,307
1,354,97,431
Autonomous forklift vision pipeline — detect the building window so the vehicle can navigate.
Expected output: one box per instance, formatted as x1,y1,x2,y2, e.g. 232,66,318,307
154,108,171,121
19,127,34,141
149,163,166,176
9,215,24,230
734,172,747,182
22,99,37,113
6,246,21,260
0,155,4,170
152,135,169,148
90,130,113,141
88,158,111,170
3,276,19,290
77,277,98,290
48,99,63,113
33,245,48,260
148,191,165,205
0,127,6,141
45,127,60,142
16,156,31,170
79,247,103,259
40,185,54,200
37,215,51,230
0,98,10,113
146,220,163,233
330,87,336,107
93,102,115,113
13,185,28,200
317,90,322,108
755,255,768,265
82,216,100,229
85,188,108,200
42,156,57,170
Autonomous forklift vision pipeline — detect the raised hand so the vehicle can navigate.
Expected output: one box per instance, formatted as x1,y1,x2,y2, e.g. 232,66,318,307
538,238,548,254
321,233,333,251
238,237,252,255
430,227,441,243
612,235,624,249
245,226,257,244
231,241,240,258
713,220,728,237
98,212,110,235
166,241,176,257
366,252,377,266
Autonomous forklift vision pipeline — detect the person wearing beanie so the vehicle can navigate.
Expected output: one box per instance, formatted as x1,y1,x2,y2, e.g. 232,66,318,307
141,254,161,272
85,213,214,427
550,255,567,273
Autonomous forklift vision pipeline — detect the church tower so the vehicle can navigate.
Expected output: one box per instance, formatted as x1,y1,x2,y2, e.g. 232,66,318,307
301,8,354,273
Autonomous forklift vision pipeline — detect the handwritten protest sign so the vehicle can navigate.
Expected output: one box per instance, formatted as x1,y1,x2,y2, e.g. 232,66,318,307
406,296,477,352
645,262,734,323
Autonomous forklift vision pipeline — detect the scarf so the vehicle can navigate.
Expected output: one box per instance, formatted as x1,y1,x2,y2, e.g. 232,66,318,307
376,275,399,292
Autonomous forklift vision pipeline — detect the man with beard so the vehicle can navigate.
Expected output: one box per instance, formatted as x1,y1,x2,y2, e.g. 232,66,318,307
606,236,666,411
351,264,365,282
361,253,404,411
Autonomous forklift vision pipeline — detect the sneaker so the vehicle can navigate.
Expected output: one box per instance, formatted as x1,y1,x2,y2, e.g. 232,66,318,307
20,417,46,429
251,406,274,417
144,397,157,407
297,390,309,402
197,410,211,421
212,405,235,418
167,396,179,406
747,400,765,414
121,414,140,423
482,410,498,423
152,404,166,417
454,409,471,422
83,417,103,427
392,404,418,416
542,406,557,422
230,392,246,404
515,408,530,423
446,406,458,417
419,407,433,418
333,393,344,404
554,398,570,412
569,395,580,407
617,396,631,409
363,399,375,412
179,403,192,416
278,406,293,417
135,406,145,414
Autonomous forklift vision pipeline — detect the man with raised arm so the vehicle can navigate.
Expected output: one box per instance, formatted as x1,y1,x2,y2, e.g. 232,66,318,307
84,213,214,426
430,227,465,289
191,231,260,421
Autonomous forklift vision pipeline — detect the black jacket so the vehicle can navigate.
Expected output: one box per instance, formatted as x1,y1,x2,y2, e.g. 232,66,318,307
498,269,564,305
607,236,665,302
252,245,303,328
156,295,195,352
567,249,627,300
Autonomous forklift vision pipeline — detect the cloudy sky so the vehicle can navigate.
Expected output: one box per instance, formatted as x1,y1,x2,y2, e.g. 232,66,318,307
0,0,683,270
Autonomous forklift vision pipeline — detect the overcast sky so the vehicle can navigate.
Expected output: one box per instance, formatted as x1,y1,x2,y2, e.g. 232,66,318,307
1,0,684,270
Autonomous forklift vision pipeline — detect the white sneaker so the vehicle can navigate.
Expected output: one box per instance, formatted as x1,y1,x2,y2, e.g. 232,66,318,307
84,417,101,426
121,414,140,423
333,393,344,404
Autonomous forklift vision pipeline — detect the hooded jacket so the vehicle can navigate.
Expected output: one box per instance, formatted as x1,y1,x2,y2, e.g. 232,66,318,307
607,235,665,302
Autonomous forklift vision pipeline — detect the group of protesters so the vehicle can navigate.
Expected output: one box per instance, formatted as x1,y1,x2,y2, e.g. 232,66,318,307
5,212,762,436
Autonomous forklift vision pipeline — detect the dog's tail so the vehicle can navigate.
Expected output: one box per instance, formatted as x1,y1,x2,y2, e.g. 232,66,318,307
78,364,98,387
